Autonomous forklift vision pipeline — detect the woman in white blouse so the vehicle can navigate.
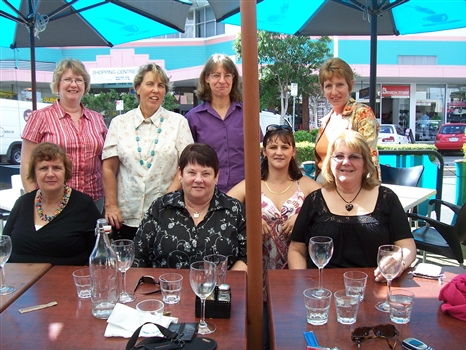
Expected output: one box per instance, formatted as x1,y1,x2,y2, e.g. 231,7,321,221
102,63,194,239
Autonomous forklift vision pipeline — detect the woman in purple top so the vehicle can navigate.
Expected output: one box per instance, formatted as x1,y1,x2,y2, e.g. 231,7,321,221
186,54,246,193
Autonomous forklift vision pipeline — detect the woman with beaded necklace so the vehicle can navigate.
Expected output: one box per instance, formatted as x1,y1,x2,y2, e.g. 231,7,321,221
102,63,193,240
4,142,101,265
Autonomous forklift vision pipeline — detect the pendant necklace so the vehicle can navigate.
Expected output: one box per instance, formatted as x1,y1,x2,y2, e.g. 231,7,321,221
135,116,164,168
187,202,210,219
334,185,363,211
265,180,294,195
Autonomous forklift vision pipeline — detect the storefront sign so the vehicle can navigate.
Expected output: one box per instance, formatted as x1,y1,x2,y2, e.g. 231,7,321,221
89,67,139,84
381,85,410,98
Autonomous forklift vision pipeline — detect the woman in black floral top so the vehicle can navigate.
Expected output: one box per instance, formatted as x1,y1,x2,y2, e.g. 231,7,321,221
133,143,247,270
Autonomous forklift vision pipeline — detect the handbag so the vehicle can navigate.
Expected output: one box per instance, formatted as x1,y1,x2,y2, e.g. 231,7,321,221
126,322,217,350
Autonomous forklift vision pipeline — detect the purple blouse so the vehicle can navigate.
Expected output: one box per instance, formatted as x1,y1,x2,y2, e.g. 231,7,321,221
186,101,245,193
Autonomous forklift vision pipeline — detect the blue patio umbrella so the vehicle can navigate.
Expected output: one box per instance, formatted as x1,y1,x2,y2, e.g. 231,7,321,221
213,0,466,111
0,0,192,109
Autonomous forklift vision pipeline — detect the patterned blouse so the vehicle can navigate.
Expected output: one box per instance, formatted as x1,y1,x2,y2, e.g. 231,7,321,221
315,98,380,180
262,181,305,300
102,106,193,227
133,189,247,269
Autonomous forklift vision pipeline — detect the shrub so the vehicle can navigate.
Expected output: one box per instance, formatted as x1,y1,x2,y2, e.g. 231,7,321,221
294,130,317,143
295,141,315,164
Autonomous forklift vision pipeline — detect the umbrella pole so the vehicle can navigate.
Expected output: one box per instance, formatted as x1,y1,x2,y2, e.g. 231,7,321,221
240,1,263,349
369,12,377,114
29,27,37,111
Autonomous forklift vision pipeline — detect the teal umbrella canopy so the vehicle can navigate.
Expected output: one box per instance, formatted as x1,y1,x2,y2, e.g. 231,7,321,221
212,0,466,110
0,0,192,108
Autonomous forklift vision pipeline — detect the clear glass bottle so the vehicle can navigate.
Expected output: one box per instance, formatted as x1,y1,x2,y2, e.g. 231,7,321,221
89,218,119,319
217,284,231,302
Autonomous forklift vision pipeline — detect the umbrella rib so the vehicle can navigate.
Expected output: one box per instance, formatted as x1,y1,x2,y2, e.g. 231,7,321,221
1,0,29,24
45,0,108,23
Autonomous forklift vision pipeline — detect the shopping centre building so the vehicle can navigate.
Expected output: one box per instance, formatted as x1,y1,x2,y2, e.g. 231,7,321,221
1,4,465,141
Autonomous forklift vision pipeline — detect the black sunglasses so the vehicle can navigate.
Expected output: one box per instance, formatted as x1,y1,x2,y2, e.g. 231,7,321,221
351,324,399,350
266,124,293,133
133,275,160,295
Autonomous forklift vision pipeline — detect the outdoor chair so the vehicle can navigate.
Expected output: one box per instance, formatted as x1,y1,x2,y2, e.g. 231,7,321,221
407,199,466,267
380,164,424,187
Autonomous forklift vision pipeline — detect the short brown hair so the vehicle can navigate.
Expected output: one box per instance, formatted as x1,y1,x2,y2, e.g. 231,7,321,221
179,143,219,177
50,59,91,95
321,130,379,189
133,63,172,101
27,142,72,183
319,57,354,92
196,54,241,103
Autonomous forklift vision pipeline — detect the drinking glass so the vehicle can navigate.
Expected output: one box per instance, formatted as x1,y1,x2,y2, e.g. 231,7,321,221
203,254,228,286
308,236,334,290
111,239,135,303
190,261,217,334
375,244,403,312
0,235,15,295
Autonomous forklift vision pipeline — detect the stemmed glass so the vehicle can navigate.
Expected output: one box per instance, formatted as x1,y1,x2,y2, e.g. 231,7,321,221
190,261,217,334
0,235,15,295
111,239,135,303
308,236,334,291
375,244,403,312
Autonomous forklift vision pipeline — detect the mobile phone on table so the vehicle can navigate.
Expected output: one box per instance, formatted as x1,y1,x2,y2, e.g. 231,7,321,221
402,337,434,350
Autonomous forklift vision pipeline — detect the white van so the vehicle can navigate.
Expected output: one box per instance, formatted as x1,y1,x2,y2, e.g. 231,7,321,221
0,99,50,164
259,110,292,135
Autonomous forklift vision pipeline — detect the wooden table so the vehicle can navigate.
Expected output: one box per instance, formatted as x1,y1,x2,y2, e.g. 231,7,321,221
384,184,436,211
0,262,51,313
267,266,466,350
0,266,247,349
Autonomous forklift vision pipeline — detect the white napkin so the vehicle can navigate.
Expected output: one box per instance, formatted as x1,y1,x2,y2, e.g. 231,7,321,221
105,303,178,338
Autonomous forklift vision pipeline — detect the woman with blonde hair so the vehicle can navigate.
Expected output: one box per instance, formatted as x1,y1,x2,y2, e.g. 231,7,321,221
289,130,416,282
21,58,107,211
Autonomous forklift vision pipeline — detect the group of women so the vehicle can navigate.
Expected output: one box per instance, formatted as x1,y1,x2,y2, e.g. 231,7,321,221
3,56,416,342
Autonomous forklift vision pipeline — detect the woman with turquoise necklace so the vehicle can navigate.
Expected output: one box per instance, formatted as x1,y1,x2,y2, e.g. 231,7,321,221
102,63,193,240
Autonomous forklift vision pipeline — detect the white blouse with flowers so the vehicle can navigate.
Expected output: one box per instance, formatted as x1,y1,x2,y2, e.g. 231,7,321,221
102,106,194,227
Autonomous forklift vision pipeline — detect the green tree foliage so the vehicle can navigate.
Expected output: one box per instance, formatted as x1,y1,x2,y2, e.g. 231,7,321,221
81,89,179,126
234,31,331,124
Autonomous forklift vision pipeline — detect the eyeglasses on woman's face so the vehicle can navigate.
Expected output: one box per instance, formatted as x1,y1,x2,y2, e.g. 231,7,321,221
351,324,399,349
61,78,85,85
331,152,363,163
266,124,293,133
209,73,234,81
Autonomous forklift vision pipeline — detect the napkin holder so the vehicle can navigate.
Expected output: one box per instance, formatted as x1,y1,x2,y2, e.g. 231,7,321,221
195,287,231,319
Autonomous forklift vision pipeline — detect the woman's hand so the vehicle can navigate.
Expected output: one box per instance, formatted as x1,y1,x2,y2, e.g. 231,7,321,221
279,214,298,236
261,218,272,236
105,204,124,230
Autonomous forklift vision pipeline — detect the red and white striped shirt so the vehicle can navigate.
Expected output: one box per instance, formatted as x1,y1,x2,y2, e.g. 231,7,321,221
22,100,107,201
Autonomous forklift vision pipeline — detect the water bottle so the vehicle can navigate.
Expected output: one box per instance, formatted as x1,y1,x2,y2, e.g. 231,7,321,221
89,218,119,319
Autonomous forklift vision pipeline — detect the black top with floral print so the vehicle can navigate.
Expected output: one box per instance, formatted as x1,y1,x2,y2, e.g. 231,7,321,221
133,188,247,268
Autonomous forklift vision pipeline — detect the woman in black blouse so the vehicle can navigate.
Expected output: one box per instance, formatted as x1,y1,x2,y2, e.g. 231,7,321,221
133,143,247,270
288,130,416,282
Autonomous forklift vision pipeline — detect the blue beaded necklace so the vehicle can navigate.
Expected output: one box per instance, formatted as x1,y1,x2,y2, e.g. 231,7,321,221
135,116,164,168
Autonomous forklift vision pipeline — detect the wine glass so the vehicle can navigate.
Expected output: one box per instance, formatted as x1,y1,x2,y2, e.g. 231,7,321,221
111,239,135,303
0,235,15,295
308,236,334,291
190,261,217,334
375,244,403,312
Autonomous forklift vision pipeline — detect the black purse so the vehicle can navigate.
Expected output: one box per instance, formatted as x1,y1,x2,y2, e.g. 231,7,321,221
126,322,217,350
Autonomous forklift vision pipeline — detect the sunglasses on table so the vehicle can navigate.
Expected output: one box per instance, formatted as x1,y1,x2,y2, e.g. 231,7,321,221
351,324,399,349
133,275,160,295
266,124,293,133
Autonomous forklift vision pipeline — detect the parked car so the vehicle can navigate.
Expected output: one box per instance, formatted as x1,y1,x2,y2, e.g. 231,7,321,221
378,124,411,144
434,123,466,152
